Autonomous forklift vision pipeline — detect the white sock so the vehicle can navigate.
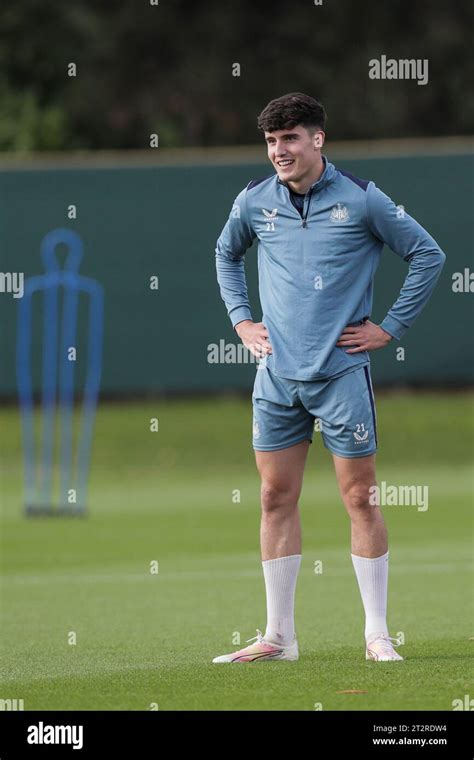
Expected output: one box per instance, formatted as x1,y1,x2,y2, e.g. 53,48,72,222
262,554,301,646
351,551,389,640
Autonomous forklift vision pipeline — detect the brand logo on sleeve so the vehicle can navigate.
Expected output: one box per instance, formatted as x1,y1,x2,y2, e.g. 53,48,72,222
329,203,350,223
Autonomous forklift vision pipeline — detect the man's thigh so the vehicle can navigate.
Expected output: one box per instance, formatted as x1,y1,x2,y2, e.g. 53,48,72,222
332,452,377,500
255,441,311,494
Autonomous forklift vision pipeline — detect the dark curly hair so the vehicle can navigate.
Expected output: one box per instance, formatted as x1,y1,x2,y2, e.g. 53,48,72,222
257,93,326,134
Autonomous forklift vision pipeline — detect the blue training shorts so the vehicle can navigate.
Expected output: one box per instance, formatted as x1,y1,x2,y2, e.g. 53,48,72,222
252,364,378,458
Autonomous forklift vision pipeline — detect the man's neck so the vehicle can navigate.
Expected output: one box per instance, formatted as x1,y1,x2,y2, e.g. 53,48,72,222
286,155,325,195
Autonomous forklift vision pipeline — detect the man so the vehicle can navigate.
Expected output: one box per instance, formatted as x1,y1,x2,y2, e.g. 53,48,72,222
213,93,445,663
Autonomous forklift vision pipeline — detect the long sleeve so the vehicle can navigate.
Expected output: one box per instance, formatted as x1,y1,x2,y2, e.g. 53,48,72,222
366,183,446,340
215,187,256,329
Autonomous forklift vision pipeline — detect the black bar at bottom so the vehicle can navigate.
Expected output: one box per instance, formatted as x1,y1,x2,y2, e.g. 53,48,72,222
0,710,472,757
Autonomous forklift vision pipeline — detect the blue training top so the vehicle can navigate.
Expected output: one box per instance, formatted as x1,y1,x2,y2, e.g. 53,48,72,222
215,156,446,381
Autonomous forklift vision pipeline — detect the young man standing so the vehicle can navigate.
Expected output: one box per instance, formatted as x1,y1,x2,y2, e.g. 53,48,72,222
213,93,445,663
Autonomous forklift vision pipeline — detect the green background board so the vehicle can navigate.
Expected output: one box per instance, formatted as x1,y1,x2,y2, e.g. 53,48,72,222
1,153,472,395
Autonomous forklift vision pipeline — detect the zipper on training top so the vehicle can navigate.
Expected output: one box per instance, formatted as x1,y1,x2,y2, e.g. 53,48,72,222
302,188,313,228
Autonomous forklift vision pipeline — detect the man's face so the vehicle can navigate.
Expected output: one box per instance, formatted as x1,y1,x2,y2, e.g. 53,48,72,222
264,124,324,184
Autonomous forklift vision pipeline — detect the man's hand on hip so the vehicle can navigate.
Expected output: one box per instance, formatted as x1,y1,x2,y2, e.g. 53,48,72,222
336,320,393,353
235,320,273,359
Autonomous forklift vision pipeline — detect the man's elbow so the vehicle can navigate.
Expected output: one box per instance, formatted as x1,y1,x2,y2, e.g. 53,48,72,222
421,245,446,270
437,248,447,267
434,247,447,274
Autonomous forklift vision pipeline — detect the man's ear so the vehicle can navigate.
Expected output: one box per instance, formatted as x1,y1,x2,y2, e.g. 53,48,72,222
314,131,325,149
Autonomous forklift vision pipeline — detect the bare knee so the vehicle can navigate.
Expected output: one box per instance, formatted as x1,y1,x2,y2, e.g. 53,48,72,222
261,482,299,515
341,483,376,519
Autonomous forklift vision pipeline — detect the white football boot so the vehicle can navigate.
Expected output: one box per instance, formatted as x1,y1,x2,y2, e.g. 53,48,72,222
366,633,404,661
212,629,298,663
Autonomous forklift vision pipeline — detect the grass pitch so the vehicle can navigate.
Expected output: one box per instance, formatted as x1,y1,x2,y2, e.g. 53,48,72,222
1,392,473,710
